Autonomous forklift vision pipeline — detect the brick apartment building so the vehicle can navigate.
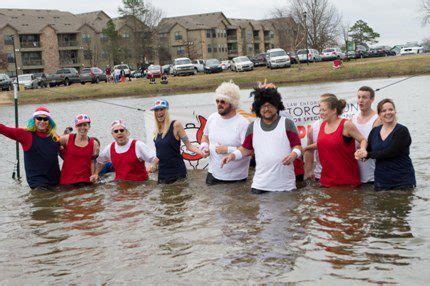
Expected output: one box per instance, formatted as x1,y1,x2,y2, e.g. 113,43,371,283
157,12,300,62
0,9,147,76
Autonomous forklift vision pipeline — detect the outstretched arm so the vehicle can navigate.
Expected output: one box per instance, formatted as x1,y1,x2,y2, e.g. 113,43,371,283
0,124,32,151
221,146,253,168
175,121,204,156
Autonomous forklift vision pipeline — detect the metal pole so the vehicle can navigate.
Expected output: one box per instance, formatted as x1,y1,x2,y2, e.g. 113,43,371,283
11,35,21,180
304,12,309,66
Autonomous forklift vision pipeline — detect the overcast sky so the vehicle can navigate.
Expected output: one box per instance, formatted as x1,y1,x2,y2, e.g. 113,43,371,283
2,0,428,46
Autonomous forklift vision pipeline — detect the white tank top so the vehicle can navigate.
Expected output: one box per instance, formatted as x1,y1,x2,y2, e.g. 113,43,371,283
311,120,322,179
352,113,379,183
252,118,296,192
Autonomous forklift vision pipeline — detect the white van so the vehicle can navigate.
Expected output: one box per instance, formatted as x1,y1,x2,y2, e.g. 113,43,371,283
400,46,424,56
266,48,291,69
297,49,322,62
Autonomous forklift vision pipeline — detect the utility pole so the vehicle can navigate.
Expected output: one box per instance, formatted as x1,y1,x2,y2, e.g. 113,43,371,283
10,34,21,180
303,12,309,66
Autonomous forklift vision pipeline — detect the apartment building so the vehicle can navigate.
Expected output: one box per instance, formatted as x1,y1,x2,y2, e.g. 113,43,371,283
158,12,297,62
0,9,147,76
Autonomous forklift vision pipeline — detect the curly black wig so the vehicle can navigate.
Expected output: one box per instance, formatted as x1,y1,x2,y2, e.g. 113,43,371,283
251,87,285,118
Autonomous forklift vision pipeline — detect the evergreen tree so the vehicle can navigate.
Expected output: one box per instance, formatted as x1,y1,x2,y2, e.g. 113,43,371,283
349,20,380,47
102,20,120,64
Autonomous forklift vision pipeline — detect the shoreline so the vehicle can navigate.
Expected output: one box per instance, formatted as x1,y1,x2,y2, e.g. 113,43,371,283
1,55,429,106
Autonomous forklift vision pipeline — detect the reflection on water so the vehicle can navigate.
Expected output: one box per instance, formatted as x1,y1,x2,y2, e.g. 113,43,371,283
0,76,430,284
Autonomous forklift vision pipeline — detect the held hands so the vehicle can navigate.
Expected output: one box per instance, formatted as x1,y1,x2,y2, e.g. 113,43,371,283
215,145,228,154
221,153,235,168
199,142,210,158
282,151,298,165
90,174,99,183
354,148,368,160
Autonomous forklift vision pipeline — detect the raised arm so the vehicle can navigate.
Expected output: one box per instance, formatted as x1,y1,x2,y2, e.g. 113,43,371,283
0,124,32,150
175,121,204,156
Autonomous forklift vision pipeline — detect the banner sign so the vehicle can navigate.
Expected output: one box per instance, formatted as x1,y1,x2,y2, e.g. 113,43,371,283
143,92,359,169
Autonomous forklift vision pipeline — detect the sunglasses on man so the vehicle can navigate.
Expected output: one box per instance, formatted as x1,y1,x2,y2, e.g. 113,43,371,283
113,129,125,134
35,117,49,122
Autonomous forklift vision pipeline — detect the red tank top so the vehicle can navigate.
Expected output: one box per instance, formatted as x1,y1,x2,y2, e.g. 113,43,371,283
317,119,360,187
110,140,148,182
60,134,94,185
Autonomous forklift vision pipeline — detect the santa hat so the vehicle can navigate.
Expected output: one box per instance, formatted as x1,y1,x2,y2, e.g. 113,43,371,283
111,119,127,131
214,81,241,109
33,106,51,118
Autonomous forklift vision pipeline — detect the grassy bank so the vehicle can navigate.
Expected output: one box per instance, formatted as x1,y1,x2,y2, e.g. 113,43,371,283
1,54,430,106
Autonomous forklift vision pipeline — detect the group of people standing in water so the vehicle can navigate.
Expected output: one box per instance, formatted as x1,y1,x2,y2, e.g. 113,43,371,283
0,81,416,193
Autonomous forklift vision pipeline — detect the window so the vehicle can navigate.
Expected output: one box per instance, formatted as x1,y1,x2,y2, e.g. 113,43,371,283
101,51,109,59
4,35,13,45
207,44,212,53
84,49,92,60
177,46,185,55
122,33,130,39
100,34,108,42
7,53,15,63
82,33,91,43
174,31,182,41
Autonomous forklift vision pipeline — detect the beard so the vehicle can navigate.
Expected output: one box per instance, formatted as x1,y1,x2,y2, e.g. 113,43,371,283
218,104,233,116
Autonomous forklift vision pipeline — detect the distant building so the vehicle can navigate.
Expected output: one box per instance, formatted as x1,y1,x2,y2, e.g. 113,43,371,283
157,12,300,62
0,9,148,76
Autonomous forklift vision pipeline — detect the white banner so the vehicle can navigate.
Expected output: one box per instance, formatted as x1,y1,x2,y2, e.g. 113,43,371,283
143,92,359,169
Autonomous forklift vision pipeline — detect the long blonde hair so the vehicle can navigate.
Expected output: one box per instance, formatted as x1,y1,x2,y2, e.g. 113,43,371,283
153,109,171,139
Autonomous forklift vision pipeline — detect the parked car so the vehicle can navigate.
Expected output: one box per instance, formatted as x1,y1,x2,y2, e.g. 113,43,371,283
250,53,267,67
204,59,223,74
266,48,291,69
286,52,298,64
79,67,107,84
400,46,424,56
113,64,131,78
146,65,162,78
0,73,13,91
297,49,322,62
172,57,196,76
34,72,48,88
16,74,39,89
192,59,205,72
231,56,254,72
46,68,80,87
321,47,345,61
161,64,172,74
220,60,233,70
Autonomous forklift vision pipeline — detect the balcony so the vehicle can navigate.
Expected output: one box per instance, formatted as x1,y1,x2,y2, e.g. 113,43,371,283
20,41,42,50
60,58,80,67
254,38,260,43
264,36,273,42
227,49,238,56
227,35,237,42
22,59,44,68
58,40,80,49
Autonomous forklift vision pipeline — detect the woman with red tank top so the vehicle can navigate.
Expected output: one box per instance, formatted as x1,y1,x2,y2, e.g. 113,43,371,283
90,120,157,183
59,114,99,185
317,94,367,187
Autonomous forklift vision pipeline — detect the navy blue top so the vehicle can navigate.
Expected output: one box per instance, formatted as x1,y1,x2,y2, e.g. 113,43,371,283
24,133,60,189
154,120,187,183
367,124,416,190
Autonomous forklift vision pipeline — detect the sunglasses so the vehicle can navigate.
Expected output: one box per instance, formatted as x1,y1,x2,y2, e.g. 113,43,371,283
216,99,227,105
113,128,125,134
35,117,49,122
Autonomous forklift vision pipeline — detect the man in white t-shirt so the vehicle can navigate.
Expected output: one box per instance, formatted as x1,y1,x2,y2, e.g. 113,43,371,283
200,81,250,185
351,86,381,183
222,83,303,193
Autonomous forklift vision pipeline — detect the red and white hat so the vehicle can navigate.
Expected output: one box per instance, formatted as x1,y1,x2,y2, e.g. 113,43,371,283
33,106,51,118
74,114,91,126
111,119,127,131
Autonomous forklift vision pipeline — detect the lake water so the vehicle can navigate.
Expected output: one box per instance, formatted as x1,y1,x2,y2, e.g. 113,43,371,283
0,76,429,284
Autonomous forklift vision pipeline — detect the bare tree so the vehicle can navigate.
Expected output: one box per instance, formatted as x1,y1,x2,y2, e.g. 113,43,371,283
340,22,350,52
0,50,8,70
288,0,342,51
269,7,306,51
421,0,430,25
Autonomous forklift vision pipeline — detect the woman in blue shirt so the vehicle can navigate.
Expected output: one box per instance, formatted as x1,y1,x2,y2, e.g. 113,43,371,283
356,98,416,191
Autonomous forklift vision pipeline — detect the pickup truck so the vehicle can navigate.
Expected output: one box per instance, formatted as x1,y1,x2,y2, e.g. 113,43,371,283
46,68,80,87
